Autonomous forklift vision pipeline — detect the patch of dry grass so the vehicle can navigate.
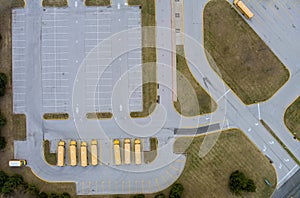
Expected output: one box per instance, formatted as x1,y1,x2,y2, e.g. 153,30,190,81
174,45,217,116
204,0,289,104
86,112,113,119
84,0,110,6
42,0,68,7
43,113,69,120
284,96,300,140
172,129,277,198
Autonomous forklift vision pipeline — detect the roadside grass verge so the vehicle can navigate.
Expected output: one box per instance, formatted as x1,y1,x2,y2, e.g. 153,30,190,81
284,96,300,141
128,0,157,118
261,120,300,166
86,112,113,119
42,0,68,7
171,129,276,197
43,113,69,120
85,0,111,6
203,0,289,105
174,45,217,116
43,140,57,166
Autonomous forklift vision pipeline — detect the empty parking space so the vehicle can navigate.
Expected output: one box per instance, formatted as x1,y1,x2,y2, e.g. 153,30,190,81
41,8,71,113
83,7,142,113
12,9,27,113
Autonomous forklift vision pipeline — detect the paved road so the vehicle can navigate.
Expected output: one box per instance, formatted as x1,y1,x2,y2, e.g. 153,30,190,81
272,169,300,198
182,0,300,187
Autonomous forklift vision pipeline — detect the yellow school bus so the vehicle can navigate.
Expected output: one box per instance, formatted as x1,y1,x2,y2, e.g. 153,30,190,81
124,139,131,165
69,140,77,166
57,141,65,167
114,139,121,165
134,139,141,165
91,140,98,166
234,0,254,19
81,142,88,167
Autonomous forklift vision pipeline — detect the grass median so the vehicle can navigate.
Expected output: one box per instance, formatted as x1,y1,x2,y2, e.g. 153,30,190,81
174,45,217,116
204,0,289,105
42,0,68,7
128,0,157,118
284,96,300,141
85,0,111,6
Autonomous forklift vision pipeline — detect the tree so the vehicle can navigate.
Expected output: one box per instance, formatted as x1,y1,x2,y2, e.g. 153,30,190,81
229,170,256,196
245,179,256,192
0,171,8,188
59,192,71,198
49,192,59,198
0,73,7,97
27,184,39,195
155,193,166,198
132,194,145,198
0,112,6,127
0,137,6,150
169,183,184,198
38,192,48,198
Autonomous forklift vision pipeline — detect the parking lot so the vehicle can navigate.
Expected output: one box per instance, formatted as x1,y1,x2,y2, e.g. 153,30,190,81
12,9,26,113
41,8,71,113
12,5,143,116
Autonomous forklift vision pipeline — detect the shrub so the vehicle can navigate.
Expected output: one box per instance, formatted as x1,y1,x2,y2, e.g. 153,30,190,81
38,192,48,198
169,183,184,198
59,192,71,198
0,136,6,150
0,171,8,188
155,193,166,198
229,170,256,196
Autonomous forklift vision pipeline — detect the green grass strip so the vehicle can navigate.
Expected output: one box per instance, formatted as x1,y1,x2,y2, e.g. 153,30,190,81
260,120,300,166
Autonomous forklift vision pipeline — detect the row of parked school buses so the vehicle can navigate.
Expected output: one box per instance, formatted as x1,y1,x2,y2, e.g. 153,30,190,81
57,140,98,167
113,138,141,166
56,139,141,167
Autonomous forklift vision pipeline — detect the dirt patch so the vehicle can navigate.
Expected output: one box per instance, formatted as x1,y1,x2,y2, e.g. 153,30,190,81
203,0,289,104
12,114,26,141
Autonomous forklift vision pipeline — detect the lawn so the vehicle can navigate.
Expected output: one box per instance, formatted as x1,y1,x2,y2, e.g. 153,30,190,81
174,45,217,116
284,96,300,140
12,114,26,141
42,0,68,7
172,129,277,198
85,0,111,6
128,0,157,118
203,0,289,105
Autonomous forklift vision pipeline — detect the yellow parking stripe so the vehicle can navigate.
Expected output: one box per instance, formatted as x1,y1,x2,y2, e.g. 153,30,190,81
166,170,175,180
142,180,144,193
128,180,131,194
88,181,91,194
96,181,98,193
101,181,104,192
161,175,167,183
99,139,102,165
108,180,111,192
155,178,161,191
170,164,179,171
148,180,152,192
135,180,138,193
81,181,84,194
